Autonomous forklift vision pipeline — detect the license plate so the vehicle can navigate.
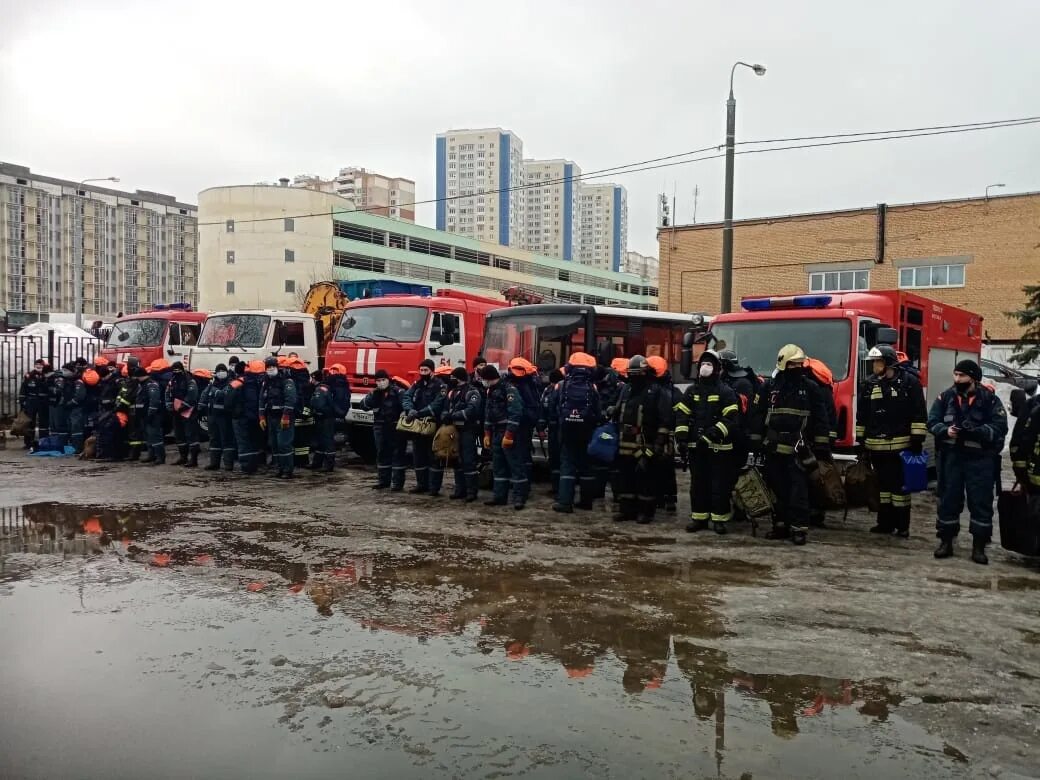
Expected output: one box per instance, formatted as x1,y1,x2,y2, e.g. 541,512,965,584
347,409,374,424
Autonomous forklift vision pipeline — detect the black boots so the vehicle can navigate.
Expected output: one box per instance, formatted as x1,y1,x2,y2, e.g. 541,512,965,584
971,539,989,565
173,447,188,466
686,519,708,533
185,449,198,468
934,538,954,559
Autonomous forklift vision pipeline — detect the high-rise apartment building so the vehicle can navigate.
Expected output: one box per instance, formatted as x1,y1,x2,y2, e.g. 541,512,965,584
577,184,628,272
436,128,524,246
293,167,415,222
0,162,197,326
522,159,579,261
623,250,660,283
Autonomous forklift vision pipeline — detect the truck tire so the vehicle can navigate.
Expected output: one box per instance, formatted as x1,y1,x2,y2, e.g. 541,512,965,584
346,424,376,464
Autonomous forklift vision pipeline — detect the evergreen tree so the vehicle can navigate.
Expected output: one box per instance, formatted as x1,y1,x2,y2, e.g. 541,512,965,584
1008,283,1040,365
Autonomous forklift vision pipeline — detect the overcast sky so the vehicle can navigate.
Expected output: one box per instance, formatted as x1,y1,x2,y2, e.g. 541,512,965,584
2,0,1038,256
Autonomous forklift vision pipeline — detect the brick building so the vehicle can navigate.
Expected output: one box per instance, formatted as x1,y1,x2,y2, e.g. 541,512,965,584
658,191,1040,342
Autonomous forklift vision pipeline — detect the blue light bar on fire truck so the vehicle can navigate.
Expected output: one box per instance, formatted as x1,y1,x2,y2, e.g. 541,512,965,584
740,295,833,312
149,302,193,311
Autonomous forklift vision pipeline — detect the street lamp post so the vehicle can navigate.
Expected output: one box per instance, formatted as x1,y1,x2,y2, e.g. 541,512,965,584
74,176,119,328
985,183,1005,199
720,61,766,314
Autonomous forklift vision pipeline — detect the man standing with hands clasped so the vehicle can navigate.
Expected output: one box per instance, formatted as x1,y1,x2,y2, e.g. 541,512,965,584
928,359,1008,564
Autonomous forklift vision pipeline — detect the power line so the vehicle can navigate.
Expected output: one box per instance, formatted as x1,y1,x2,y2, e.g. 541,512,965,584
737,116,1040,146
196,115,1040,227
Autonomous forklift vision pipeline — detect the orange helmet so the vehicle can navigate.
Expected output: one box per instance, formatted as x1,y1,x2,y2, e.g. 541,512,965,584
289,358,307,371
148,359,170,374
93,356,110,367
508,357,536,377
567,351,596,369
610,357,629,376
327,363,346,375
804,357,834,387
82,369,100,386
192,368,212,380
246,360,266,374
646,356,668,378
434,364,453,377
120,364,129,377
895,351,909,364
276,355,291,368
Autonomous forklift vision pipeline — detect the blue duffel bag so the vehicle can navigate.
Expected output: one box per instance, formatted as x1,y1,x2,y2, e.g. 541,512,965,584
901,450,929,493
587,422,619,463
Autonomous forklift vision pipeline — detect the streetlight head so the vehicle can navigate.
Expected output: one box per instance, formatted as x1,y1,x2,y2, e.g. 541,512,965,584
108,177,121,183
994,183,1005,188
752,64,767,76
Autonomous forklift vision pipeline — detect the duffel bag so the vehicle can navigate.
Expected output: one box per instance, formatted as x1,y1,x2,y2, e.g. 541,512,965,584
432,424,460,460
10,410,31,438
809,459,847,510
396,414,437,437
998,487,1040,557
587,422,619,463
733,466,774,520
901,450,929,493
844,456,880,512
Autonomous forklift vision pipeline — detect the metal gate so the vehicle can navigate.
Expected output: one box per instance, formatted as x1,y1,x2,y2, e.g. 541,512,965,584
0,333,101,419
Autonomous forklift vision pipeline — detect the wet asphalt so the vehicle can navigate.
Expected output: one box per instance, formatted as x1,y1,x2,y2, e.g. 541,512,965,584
0,447,1038,779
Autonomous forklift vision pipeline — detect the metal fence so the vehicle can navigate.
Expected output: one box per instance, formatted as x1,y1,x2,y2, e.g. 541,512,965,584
0,333,101,420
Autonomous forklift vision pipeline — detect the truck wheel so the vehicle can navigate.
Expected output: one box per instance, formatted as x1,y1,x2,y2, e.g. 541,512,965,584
346,425,376,463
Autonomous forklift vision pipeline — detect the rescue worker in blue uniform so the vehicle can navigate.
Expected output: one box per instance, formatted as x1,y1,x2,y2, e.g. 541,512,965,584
361,368,407,490
402,359,446,494
68,365,100,454
142,360,168,465
443,366,484,502
310,363,350,472
855,345,928,537
749,344,830,545
287,357,314,469
165,361,200,467
199,363,236,471
648,356,679,513
114,361,139,460
539,369,565,497
260,356,298,479
597,357,629,503
482,364,527,509
48,363,73,446
928,359,1009,564
228,360,265,474
552,352,601,514
675,350,741,534
613,355,662,524
95,357,119,414
18,359,50,447
507,357,542,486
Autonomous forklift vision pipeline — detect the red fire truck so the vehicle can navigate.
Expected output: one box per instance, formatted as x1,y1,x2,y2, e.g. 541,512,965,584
328,288,506,457
99,304,208,368
705,291,983,449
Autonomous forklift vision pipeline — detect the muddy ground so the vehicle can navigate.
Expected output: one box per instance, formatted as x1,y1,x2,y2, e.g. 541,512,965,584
0,447,1037,779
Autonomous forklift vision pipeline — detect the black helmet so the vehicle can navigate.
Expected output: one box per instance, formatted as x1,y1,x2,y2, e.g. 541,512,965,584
867,345,898,368
126,355,140,370
627,355,648,377
264,356,278,369
717,349,739,372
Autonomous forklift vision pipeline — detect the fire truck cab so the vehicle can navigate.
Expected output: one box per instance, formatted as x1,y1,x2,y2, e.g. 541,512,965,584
329,288,505,458
706,291,983,449
100,304,207,368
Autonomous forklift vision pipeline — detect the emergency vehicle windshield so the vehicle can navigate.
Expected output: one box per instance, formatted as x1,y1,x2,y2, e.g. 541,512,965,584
711,319,852,380
198,314,270,348
482,311,586,368
106,318,165,347
335,306,427,343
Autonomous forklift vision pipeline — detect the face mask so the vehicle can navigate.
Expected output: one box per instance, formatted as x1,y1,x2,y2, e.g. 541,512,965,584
266,368,278,377
34,365,44,373
419,370,431,379
215,371,228,380
955,379,972,394
376,379,390,390
698,363,714,378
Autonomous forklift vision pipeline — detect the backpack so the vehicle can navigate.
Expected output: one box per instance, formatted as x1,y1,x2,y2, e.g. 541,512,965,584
733,466,774,524
432,423,459,460
559,370,596,427
587,422,619,463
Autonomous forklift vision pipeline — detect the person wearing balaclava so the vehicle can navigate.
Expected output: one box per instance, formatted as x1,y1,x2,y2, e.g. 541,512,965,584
675,350,740,535
928,359,1008,564
401,359,446,495
361,368,406,490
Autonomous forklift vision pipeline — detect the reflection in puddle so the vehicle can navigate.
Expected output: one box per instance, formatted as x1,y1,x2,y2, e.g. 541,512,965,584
0,502,971,776
934,575,1040,592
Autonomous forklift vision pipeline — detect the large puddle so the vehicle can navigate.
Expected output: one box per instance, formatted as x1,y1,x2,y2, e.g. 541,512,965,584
0,502,974,778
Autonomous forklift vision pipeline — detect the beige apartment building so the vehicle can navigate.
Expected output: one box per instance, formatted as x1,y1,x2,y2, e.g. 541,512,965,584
292,167,415,222
577,183,628,272
0,162,197,326
623,250,660,283
522,159,580,261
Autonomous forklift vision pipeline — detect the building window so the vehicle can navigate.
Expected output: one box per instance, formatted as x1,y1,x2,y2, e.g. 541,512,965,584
285,280,295,293
284,218,294,232
898,263,966,289
285,248,295,263
226,250,235,264
226,281,235,295
225,220,235,233
808,269,869,292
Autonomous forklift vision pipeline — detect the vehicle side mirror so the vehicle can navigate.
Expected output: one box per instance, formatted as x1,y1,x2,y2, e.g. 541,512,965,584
439,331,456,346
679,330,696,379
167,348,176,356
118,331,129,342
876,327,898,345
597,341,614,368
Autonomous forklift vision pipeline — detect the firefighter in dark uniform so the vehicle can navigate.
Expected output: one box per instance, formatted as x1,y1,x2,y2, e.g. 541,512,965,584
612,355,661,524
593,358,627,502
855,345,927,537
198,363,236,471
142,360,168,465
260,356,298,479
18,359,50,447
675,350,741,534
749,344,830,545
481,364,527,509
1011,392,1040,493
805,357,839,528
928,360,1009,564
444,366,484,502
228,360,265,474
48,363,74,446
286,358,314,470
68,365,100,454
95,357,119,414
310,363,350,472
552,352,601,514
165,361,199,467
361,369,407,490
648,356,679,513
539,369,565,497
119,357,145,460
402,359,446,494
